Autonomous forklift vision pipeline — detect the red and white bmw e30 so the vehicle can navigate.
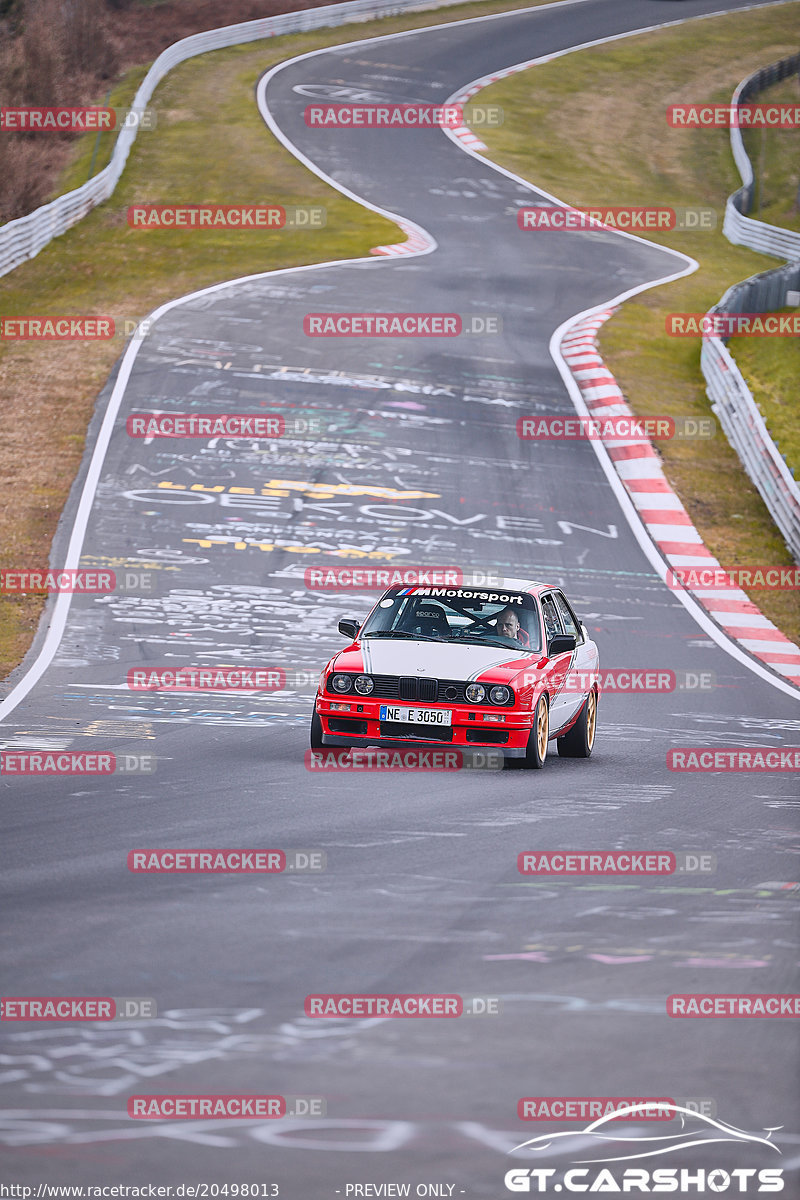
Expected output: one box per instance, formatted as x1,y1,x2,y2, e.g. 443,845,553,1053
311,578,599,769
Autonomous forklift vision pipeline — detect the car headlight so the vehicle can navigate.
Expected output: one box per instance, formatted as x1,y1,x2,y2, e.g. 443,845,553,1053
354,675,374,695
332,674,353,693
489,685,511,705
465,683,485,703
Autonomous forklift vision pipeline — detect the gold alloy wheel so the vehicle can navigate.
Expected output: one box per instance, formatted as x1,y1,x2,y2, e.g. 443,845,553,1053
586,690,597,751
537,696,549,762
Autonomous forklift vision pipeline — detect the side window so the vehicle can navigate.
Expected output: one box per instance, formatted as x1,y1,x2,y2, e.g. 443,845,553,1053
540,594,563,643
553,592,581,642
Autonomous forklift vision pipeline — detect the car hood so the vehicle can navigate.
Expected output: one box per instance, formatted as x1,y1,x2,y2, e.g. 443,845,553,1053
353,638,533,681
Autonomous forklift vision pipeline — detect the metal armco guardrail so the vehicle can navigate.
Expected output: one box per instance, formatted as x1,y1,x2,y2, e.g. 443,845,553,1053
702,263,800,564
703,55,800,564
0,0,466,279
722,53,800,260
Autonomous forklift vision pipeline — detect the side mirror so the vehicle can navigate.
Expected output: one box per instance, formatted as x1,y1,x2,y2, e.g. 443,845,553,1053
548,633,576,657
338,618,360,640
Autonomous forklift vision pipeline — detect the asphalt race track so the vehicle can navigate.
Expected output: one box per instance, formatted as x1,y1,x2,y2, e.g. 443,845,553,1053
2,0,799,1194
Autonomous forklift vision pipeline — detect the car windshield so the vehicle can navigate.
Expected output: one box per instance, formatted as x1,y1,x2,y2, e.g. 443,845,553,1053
360,586,542,652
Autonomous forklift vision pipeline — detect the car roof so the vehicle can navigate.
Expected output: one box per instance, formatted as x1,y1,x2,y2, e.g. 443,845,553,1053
496,577,556,596
388,577,558,597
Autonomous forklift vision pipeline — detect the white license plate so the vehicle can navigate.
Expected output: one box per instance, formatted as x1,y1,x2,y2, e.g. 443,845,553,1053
380,705,452,725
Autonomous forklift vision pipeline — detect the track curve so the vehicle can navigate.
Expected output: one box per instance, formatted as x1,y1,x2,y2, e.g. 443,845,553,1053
2,1,798,1194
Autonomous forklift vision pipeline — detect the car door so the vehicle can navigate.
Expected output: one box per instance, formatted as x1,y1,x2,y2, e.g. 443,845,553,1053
552,590,595,729
540,592,574,733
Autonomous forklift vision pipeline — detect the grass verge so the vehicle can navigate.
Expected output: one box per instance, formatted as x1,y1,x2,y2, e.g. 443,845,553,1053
743,76,800,233
729,311,800,479
474,2,800,644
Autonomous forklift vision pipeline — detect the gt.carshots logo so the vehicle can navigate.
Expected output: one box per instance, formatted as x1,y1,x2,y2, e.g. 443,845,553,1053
505,1104,786,1192
504,1168,785,1192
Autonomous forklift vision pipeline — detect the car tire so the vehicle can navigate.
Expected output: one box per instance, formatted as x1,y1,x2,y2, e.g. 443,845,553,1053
557,688,597,758
522,694,549,769
310,707,324,750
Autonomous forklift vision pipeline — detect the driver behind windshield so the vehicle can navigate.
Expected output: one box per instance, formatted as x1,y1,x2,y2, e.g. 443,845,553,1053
494,605,530,646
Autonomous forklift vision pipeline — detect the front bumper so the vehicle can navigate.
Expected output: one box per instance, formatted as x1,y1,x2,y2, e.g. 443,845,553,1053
315,694,533,757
